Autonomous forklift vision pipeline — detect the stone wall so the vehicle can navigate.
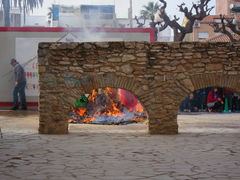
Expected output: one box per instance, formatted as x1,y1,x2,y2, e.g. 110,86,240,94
38,42,240,134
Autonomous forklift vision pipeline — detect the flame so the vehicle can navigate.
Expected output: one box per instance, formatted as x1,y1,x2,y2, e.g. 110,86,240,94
134,102,144,113
82,117,96,123
69,87,147,124
77,108,86,116
105,87,112,94
89,89,96,102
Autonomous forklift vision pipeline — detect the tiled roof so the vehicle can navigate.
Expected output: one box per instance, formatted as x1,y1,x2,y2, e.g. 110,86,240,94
200,15,234,23
203,33,240,42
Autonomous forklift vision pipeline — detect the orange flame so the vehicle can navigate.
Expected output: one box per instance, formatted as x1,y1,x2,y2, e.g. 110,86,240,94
89,89,96,102
69,87,147,123
77,108,86,116
82,116,96,123
135,102,144,113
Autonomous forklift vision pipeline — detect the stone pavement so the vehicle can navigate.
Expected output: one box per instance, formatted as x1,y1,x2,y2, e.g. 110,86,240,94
0,111,240,180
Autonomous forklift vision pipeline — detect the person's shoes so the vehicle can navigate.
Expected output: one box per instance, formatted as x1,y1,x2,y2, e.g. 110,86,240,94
11,106,18,110
21,106,27,110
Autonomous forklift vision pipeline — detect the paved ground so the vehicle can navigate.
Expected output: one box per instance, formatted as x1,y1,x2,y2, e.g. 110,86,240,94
0,111,240,180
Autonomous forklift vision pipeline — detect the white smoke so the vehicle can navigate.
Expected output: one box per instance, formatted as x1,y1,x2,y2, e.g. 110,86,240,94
58,4,121,42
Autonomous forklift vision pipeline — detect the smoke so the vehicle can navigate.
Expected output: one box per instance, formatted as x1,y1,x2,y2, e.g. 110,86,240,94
59,5,120,42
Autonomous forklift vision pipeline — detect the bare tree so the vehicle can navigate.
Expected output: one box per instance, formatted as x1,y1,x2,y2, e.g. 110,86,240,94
135,16,146,28
210,15,240,42
158,0,214,42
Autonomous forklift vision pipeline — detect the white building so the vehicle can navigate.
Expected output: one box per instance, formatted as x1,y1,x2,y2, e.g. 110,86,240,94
0,7,21,27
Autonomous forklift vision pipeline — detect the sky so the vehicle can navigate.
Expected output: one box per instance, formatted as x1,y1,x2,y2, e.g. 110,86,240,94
31,0,216,19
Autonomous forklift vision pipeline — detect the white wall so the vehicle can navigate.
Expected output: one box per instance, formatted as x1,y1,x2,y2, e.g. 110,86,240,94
0,28,152,104
25,16,48,27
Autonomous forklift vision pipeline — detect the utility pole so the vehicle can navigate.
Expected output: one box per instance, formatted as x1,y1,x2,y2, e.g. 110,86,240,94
3,0,10,26
128,0,133,28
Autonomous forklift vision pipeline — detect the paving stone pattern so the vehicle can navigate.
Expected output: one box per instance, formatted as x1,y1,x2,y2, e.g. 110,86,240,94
0,111,240,180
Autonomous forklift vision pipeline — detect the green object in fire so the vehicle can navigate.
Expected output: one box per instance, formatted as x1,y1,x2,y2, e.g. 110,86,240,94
74,95,89,108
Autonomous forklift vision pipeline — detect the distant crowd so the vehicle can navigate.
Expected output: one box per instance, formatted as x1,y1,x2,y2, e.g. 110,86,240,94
180,87,240,113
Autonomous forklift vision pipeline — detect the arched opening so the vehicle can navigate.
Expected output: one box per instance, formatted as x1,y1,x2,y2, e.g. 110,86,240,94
67,87,148,133
178,87,240,133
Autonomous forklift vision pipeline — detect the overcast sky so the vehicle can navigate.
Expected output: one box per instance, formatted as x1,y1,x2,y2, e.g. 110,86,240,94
31,0,216,19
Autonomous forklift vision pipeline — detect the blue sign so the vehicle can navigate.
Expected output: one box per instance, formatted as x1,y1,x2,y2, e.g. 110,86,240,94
53,5,59,21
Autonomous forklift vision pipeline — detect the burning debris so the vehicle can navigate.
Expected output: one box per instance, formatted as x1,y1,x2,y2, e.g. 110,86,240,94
68,87,147,125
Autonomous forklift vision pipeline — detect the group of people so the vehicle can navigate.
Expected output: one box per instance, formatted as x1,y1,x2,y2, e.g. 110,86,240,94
180,87,240,113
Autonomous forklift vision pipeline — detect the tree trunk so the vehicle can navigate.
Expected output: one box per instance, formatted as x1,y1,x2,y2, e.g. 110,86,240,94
173,31,186,42
224,31,237,42
2,0,10,27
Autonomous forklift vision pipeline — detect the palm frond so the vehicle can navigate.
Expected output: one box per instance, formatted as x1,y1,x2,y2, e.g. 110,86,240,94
13,0,43,13
140,1,160,19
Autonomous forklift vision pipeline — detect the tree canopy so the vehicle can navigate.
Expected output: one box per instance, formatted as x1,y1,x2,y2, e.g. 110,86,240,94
136,0,214,42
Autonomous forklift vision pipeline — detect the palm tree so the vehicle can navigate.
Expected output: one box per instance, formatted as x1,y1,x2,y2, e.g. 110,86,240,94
140,1,160,28
47,7,53,19
2,0,43,26
47,7,53,26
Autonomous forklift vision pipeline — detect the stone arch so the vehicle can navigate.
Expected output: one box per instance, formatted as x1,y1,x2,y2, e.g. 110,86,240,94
38,41,240,135
177,73,240,106
151,73,240,135
54,73,152,134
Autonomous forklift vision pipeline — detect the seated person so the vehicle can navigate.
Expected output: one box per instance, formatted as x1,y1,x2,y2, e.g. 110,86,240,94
207,88,224,112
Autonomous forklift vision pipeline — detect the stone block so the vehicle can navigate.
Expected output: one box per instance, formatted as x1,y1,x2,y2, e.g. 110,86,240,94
136,53,147,57
162,65,176,72
39,66,46,73
108,57,122,62
206,64,223,71
193,62,205,67
120,64,133,74
181,79,194,92
95,42,109,48
122,55,136,62
100,67,116,72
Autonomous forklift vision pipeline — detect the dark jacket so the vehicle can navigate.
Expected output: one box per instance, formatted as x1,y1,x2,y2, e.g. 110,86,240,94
14,63,26,83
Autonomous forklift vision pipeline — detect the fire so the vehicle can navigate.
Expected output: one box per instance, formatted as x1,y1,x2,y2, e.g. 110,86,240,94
82,117,95,123
129,102,144,113
76,108,86,116
105,87,112,94
89,89,96,102
69,87,147,124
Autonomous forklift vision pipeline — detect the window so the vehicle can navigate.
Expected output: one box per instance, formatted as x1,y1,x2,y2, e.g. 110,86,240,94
81,5,114,19
198,32,209,40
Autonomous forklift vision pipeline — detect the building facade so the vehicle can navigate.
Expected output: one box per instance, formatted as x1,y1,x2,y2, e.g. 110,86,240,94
190,0,240,41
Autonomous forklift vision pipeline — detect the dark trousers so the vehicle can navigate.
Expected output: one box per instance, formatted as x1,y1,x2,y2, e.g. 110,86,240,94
13,81,27,108
212,101,223,112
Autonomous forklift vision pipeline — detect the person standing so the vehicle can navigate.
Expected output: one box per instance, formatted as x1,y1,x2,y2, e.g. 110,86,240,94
10,58,27,110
